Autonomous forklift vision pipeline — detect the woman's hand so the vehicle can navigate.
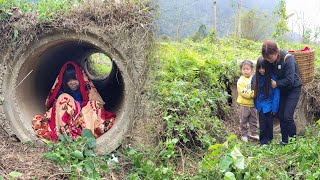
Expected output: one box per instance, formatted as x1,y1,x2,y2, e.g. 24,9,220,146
271,80,277,88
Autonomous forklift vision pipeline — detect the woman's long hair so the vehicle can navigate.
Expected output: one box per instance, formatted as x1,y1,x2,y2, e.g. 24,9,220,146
253,56,272,99
62,64,78,94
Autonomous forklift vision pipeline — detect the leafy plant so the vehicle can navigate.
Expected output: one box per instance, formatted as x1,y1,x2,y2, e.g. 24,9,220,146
124,138,179,180
199,135,247,179
8,171,23,180
272,0,289,41
0,0,33,20
0,171,24,180
0,0,81,22
43,129,110,179
36,0,81,21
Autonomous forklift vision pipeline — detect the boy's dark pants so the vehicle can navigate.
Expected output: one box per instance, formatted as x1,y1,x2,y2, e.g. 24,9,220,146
278,86,301,143
259,111,273,144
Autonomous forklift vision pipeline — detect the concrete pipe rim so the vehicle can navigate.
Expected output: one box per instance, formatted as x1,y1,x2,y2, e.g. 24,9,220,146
3,31,135,154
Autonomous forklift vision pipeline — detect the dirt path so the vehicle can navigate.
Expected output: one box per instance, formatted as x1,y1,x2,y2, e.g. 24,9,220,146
0,129,64,179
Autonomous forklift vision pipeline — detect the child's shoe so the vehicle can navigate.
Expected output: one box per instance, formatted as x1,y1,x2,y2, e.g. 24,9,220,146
280,141,288,146
241,135,248,142
249,134,259,140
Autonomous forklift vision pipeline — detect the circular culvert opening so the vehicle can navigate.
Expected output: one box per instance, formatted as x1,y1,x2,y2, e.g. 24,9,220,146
4,32,136,154
84,52,113,80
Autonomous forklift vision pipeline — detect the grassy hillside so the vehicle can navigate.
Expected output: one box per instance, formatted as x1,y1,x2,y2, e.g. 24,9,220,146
125,37,320,179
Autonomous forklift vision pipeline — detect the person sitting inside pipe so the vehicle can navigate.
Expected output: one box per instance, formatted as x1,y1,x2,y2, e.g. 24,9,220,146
32,61,115,141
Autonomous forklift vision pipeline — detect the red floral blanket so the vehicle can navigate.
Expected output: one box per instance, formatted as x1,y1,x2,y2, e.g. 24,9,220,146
32,61,115,141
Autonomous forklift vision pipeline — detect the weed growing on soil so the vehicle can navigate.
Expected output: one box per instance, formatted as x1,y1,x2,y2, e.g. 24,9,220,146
124,138,178,179
0,0,81,21
36,0,81,21
198,135,245,179
43,129,110,179
122,123,320,179
193,122,320,179
0,171,23,180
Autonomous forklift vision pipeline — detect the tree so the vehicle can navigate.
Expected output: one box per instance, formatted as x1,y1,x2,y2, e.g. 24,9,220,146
290,11,319,44
241,9,274,41
272,0,289,42
303,28,312,44
312,26,320,43
190,24,208,42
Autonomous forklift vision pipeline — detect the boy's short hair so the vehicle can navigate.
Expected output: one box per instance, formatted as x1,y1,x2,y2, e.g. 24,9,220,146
240,60,254,69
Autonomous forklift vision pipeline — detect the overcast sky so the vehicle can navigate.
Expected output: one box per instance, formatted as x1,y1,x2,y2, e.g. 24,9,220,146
286,0,320,35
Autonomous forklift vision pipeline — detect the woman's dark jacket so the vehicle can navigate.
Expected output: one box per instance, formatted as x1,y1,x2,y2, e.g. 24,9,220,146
272,50,302,89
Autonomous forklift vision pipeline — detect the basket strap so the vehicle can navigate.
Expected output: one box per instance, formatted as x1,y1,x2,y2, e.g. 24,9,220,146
283,54,291,63
284,53,303,83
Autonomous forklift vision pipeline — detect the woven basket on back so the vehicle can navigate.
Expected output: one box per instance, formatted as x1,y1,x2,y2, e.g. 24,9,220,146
288,49,315,84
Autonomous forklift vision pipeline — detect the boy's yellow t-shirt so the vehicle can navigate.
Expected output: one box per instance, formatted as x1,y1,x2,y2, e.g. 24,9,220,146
237,75,254,107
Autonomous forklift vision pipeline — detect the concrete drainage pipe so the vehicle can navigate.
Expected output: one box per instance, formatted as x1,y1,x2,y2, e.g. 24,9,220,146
2,32,139,154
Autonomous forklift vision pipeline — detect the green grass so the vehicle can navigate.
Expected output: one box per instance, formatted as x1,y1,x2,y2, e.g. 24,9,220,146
87,53,112,79
0,0,81,21
124,37,320,179
199,122,320,179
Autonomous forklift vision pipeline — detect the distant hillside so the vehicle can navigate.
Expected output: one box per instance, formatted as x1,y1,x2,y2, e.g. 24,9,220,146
157,0,278,39
25,0,279,40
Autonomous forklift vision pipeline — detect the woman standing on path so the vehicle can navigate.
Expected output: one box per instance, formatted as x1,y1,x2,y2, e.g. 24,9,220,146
262,40,302,145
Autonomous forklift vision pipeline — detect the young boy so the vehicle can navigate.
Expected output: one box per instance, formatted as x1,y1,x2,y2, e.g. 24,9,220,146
237,60,259,141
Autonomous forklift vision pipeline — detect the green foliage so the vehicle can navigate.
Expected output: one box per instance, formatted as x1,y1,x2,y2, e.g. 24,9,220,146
190,24,208,42
125,139,179,179
0,0,81,21
0,171,24,180
140,37,320,179
198,135,246,179
244,125,320,179
0,0,33,12
207,30,218,44
120,37,264,180
43,129,110,179
8,171,23,180
198,123,320,179
36,0,81,21
303,28,312,44
315,48,320,79
272,0,289,41
87,53,113,79
241,9,274,41
150,37,261,149
0,0,33,20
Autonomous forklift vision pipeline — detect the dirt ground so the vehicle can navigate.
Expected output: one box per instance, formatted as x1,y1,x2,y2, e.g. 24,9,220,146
0,128,65,179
